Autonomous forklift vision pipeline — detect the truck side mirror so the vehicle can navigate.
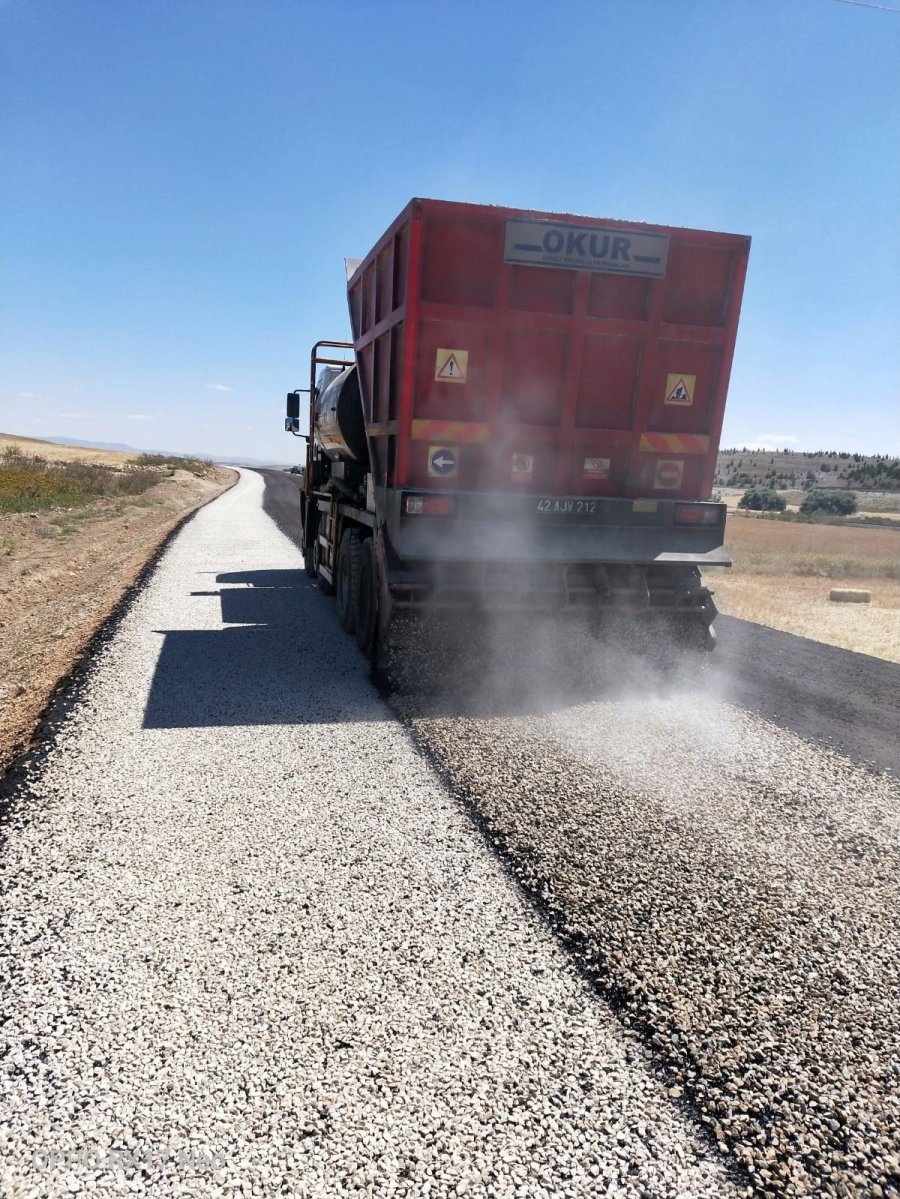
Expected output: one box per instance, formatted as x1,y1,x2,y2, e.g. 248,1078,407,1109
286,391,301,420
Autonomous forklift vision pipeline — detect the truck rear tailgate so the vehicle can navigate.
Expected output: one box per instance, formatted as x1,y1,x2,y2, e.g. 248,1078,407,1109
348,198,749,504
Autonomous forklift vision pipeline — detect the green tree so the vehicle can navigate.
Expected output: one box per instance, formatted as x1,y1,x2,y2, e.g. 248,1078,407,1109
738,486,786,512
800,490,858,516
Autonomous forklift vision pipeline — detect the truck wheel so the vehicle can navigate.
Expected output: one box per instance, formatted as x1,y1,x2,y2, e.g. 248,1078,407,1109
303,542,316,579
336,529,359,633
354,536,377,656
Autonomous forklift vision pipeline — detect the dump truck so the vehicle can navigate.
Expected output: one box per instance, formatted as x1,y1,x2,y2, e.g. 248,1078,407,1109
285,198,749,673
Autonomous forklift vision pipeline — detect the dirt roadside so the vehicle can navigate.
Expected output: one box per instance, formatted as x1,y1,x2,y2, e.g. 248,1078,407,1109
0,466,236,772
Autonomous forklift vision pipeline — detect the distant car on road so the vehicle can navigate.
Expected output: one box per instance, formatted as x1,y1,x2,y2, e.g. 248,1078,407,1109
289,464,305,476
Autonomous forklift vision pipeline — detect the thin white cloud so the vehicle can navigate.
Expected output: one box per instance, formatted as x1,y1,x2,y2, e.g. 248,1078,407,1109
746,433,801,450
126,413,154,421
57,412,97,420
206,383,233,392
17,392,37,399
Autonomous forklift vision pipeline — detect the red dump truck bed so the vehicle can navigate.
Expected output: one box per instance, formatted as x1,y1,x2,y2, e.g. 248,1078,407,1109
348,198,749,502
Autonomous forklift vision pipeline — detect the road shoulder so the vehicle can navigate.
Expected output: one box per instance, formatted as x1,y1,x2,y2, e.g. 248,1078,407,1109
0,466,236,773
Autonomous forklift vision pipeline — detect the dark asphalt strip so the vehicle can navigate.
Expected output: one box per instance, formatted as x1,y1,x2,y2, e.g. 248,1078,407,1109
254,468,900,778
255,467,305,550
712,616,900,778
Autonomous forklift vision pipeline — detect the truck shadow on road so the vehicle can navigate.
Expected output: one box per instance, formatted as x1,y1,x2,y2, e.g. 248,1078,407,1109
142,567,720,729
142,568,390,728
143,566,900,764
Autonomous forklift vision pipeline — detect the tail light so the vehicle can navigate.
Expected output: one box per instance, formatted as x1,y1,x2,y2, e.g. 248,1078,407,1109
674,503,724,526
404,494,457,517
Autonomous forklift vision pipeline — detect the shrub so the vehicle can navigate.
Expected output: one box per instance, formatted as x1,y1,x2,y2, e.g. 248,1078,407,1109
800,489,858,516
738,486,786,512
131,453,213,477
0,446,161,514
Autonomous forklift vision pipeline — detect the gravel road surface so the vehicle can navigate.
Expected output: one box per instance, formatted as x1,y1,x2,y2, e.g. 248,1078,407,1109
256,467,900,1198
1,471,741,1199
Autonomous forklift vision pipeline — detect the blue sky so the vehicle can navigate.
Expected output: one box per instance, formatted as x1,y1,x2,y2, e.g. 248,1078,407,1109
2,0,898,462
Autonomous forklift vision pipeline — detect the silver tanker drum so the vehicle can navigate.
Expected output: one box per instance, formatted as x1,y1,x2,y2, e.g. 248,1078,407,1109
314,366,367,463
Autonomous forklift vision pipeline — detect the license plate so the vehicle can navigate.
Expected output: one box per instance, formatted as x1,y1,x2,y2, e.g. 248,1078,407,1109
535,497,599,516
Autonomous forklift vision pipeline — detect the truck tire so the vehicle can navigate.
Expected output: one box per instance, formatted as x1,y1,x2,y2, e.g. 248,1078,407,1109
336,529,359,633
354,536,377,656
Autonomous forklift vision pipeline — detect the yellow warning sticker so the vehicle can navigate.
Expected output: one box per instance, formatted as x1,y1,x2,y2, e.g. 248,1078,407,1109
435,348,468,384
664,373,696,406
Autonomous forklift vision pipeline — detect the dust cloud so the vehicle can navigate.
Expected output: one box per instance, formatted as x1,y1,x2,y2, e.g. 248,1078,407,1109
386,606,731,724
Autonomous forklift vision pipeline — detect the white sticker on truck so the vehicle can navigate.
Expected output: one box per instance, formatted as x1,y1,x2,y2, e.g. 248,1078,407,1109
653,459,684,490
583,457,610,479
505,219,669,278
511,454,533,482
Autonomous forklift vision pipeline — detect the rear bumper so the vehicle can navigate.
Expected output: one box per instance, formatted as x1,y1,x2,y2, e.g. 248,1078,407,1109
373,490,726,621
380,489,730,567
381,486,733,565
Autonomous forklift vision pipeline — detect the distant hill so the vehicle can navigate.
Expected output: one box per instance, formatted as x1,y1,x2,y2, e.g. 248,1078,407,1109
43,436,151,455
715,449,900,492
215,457,295,468
41,435,289,469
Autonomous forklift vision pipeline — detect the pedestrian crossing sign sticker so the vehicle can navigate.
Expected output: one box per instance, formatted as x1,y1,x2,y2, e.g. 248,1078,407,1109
435,348,468,384
664,373,696,406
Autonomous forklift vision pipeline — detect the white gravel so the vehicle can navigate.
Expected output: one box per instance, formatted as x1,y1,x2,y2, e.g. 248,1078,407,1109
0,471,740,1199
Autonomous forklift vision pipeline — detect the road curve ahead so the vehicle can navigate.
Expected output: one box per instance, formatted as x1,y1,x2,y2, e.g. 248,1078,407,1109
1,471,738,1199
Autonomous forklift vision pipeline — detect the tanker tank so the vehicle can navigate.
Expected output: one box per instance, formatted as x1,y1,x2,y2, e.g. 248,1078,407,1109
314,366,367,463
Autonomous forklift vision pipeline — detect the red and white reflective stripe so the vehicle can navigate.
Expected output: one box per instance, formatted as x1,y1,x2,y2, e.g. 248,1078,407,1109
411,420,489,444
639,432,710,454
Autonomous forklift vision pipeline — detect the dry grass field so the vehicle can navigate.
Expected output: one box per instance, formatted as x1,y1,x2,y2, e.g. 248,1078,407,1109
0,432,134,466
0,432,235,769
1,437,216,515
712,512,900,662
